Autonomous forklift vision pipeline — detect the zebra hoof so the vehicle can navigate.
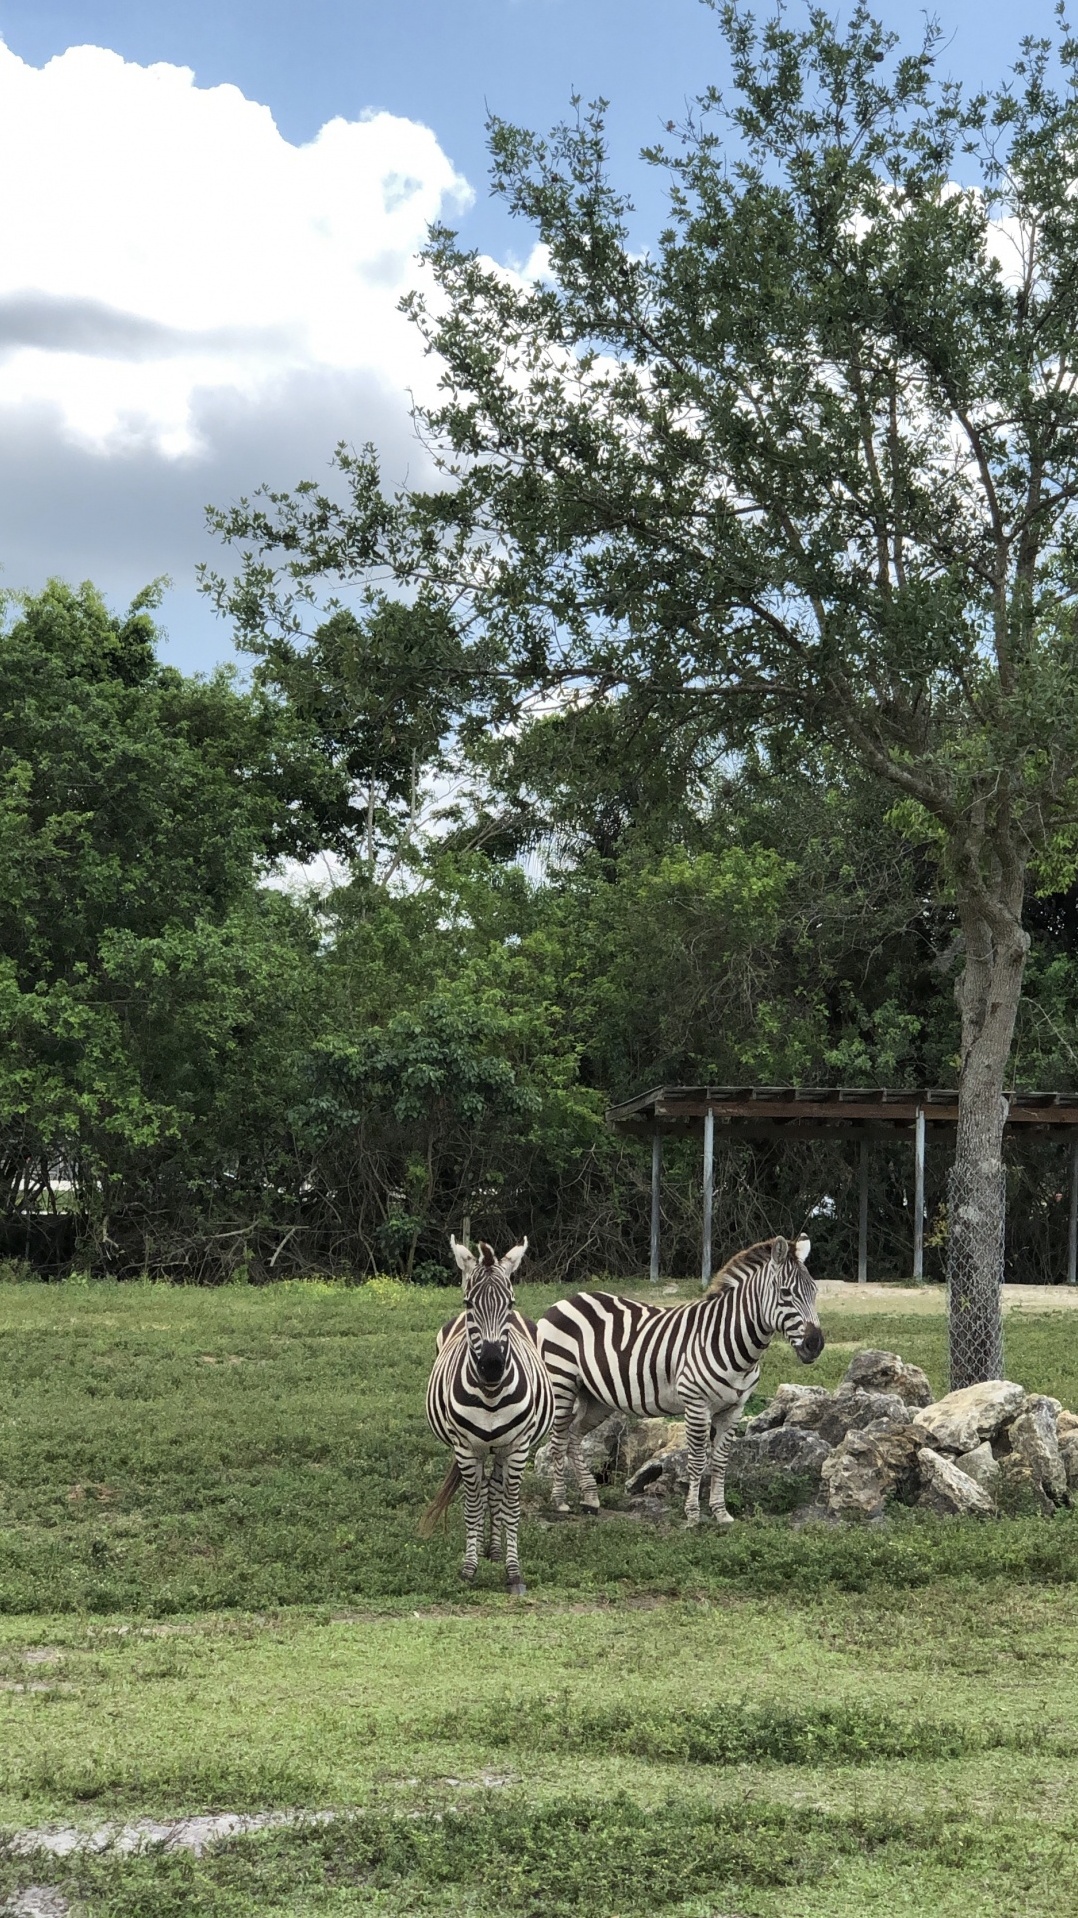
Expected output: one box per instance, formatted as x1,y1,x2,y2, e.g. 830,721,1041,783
582,1498,600,1515
459,1565,477,1584
683,1512,701,1530
551,1500,571,1515
710,1509,735,1528
507,1575,527,1597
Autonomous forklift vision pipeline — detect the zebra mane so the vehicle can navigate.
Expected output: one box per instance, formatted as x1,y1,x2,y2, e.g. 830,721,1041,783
704,1237,782,1298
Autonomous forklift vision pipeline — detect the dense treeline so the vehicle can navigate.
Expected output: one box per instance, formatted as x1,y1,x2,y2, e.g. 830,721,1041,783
3,581,1077,1284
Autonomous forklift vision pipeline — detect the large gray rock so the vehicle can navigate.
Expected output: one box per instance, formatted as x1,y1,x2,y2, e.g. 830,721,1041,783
996,1456,1055,1517
626,1445,689,1496
820,1420,923,1522
534,1412,680,1486
954,1440,1002,1497
743,1382,830,1435
917,1446,997,1517
912,1380,1027,1454
787,1386,909,1447
1005,1397,1067,1506
726,1425,833,1513
1059,1431,1078,1493
841,1349,934,1407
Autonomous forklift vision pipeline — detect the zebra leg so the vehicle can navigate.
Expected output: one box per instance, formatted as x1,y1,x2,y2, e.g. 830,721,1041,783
568,1392,611,1513
682,1405,712,1527
706,1404,741,1527
499,1448,530,1595
485,1459,505,1561
547,1383,578,1514
458,1454,487,1583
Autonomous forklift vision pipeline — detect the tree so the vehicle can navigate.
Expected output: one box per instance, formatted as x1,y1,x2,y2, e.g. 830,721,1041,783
0,580,337,1267
209,4,1078,1377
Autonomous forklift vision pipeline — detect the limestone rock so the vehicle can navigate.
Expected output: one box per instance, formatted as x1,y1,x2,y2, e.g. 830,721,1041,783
743,1382,830,1435
820,1420,923,1522
917,1446,997,1517
787,1386,909,1447
726,1425,833,1513
996,1455,1057,1517
912,1380,1027,1454
1059,1431,1078,1493
535,1413,681,1486
1005,1397,1067,1506
1057,1409,1078,1439
841,1349,934,1407
619,1418,685,1478
626,1445,689,1496
953,1440,1001,1497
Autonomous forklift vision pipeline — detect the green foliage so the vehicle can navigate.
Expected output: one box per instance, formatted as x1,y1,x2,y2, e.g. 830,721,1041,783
0,581,334,1269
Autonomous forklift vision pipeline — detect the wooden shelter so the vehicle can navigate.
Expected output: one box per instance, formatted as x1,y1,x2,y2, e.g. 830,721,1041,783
605,1085,1078,1286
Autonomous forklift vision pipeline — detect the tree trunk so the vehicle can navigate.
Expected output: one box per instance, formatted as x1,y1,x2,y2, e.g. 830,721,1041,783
949,883,1030,1389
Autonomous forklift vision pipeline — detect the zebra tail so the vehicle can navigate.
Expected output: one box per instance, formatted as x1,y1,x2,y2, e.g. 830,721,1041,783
418,1459,462,1537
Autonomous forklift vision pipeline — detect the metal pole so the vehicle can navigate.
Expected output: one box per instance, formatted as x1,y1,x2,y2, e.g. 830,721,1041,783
913,1107,925,1282
1069,1136,1078,1286
857,1137,869,1284
650,1127,662,1283
701,1108,715,1290
1058,1135,1066,1288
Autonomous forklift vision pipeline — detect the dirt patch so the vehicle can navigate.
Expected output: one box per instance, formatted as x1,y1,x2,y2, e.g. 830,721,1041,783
5,1810,335,1859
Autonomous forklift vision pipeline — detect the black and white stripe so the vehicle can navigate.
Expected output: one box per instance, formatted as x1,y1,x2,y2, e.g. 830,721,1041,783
420,1236,554,1594
536,1236,824,1526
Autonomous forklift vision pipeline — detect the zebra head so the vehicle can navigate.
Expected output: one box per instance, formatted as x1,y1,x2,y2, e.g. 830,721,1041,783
767,1235,825,1364
450,1235,528,1388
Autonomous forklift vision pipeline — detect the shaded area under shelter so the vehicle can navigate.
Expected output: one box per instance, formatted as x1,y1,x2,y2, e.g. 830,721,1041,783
606,1086,1078,1287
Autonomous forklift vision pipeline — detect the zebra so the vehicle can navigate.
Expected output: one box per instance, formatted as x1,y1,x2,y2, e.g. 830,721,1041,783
535,1235,824,1527
419,1236,554,1595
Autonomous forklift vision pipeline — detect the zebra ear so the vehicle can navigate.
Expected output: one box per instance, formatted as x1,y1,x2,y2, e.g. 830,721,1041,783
500,1237,529,1277
795,1235,811,1264
450,1235,477,1286
771,1235,789,1263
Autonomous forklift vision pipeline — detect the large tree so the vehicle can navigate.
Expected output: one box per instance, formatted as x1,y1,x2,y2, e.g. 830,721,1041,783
208,5,1078,1377
0,580,342,1265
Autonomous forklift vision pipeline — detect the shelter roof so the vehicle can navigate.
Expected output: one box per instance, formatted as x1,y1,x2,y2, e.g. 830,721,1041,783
606,1085,1078,1139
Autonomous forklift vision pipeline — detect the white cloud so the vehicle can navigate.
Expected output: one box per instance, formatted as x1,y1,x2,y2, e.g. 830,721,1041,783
0,39,473,657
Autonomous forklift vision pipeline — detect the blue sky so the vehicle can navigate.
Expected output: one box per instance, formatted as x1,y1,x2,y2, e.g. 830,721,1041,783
0,0,1064,671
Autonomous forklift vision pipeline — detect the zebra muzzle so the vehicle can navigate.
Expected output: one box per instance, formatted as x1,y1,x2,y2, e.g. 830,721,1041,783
796,1322,826,1363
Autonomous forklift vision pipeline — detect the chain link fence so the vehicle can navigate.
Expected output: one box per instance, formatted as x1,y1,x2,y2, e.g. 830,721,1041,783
947,1162,1005,1390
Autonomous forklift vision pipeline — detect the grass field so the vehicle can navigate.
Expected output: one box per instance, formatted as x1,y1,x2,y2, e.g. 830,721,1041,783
1,1275,1078,1915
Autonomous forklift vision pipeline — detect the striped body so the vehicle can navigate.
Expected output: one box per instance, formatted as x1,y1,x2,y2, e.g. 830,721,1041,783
423,1238,553,1593
536,1236,823,1525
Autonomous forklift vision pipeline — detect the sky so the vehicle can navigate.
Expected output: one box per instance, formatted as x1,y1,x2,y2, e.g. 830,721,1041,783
0,0,1065,673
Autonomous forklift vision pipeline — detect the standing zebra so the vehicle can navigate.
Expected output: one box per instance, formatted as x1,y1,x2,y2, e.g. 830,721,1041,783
419,1236,554,1595
536,1236,824,1527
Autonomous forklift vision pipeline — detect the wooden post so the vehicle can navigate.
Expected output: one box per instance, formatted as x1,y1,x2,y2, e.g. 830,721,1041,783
650,1127,661,1284
857,1138,869,1284
1058,1135,1066,1288
913,1107,925,1283
1069,1137,1078,1286
701,1107,715,1290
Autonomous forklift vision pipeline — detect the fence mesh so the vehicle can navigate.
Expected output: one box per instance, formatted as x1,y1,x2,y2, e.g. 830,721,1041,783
947,1162,1005,1391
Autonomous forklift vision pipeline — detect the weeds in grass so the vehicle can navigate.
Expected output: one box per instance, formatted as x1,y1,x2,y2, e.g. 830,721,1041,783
431,1695,1064,1765
4,1794,1078,1918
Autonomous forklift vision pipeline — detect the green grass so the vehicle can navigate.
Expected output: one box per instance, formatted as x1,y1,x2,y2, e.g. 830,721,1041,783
1,1277,1077,1614
1,1276,1078,1914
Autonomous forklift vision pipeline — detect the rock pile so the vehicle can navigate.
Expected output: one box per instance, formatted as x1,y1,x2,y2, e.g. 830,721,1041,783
541,1351,1078,1523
